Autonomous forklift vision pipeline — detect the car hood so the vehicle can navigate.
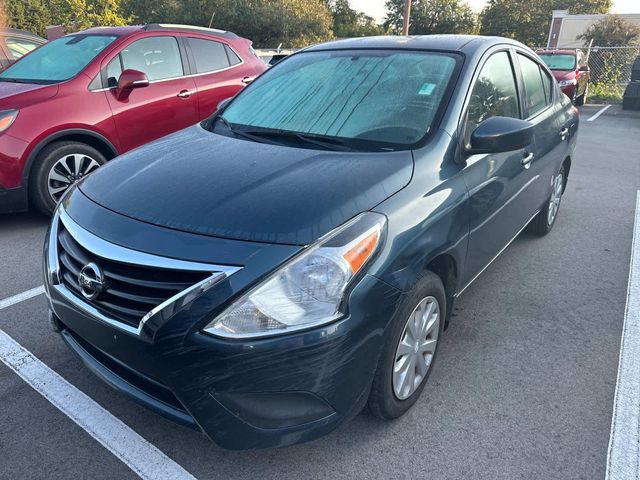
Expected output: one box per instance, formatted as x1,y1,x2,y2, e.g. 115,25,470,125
79,124,414,245
551,70,576,81
0,81,58,106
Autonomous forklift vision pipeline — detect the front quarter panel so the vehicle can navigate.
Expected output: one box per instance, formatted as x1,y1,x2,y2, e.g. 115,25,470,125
369,129,468,294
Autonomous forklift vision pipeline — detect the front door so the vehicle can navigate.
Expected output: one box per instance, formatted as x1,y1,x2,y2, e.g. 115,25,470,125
104,35,199,152
461,50,538,286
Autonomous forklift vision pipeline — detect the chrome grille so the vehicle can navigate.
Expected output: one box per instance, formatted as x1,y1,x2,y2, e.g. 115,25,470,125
57,223,211,328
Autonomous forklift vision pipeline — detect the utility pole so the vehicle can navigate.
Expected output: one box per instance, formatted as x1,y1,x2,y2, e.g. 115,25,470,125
402,0,412,35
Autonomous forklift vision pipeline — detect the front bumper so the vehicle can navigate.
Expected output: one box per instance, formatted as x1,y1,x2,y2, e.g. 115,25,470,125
560,83,577,99
45,201,402,449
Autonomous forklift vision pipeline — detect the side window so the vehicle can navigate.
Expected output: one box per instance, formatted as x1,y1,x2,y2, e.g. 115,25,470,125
225,45,242,66
517,54,547,117
105,56,122,88
465,51,520,142
5,37,41,60
187,37,230,73
120,36,183,81
540,66,554,104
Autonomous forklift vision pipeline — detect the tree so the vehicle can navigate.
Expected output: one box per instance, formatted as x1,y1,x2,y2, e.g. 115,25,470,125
384,0,477,35
479,0,612,47
124,0,334,48
325,0,385,38
578,15,640,46
3,0,131,37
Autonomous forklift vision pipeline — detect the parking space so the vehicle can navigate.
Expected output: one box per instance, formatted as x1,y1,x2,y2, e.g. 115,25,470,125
1,104,639,479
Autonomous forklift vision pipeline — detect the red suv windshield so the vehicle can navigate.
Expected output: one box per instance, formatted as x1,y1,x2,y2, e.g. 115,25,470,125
0,34,118,84
538,54,576,71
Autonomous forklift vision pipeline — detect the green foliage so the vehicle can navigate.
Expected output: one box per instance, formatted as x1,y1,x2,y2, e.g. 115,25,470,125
578,15,640,47
384,0,477,35
4,0,131,37
480,0,612,46
325,0,385,38
588,81,623,104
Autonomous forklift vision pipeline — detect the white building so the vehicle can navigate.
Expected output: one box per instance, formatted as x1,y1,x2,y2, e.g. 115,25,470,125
547,10,640,48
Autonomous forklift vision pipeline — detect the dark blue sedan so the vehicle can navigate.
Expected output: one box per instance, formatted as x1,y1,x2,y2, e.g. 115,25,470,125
44,35,578,449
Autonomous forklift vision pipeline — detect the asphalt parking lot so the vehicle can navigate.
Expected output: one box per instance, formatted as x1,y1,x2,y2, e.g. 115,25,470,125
1,104,639,480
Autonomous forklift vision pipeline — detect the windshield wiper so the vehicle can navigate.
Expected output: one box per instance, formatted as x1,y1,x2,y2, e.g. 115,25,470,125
239,129,353,152
216,116,281,145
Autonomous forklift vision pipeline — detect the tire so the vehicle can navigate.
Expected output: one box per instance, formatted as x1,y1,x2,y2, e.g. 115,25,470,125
367,271,446,419
527,165,565,236
29,141,106,215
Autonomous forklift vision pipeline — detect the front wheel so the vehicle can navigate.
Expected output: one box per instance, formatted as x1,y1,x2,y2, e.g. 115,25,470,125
29,141,106,215
527,166,565,236
367,271,446,419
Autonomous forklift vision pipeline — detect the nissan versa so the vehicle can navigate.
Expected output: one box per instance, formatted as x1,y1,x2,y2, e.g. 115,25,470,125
44,35,578,450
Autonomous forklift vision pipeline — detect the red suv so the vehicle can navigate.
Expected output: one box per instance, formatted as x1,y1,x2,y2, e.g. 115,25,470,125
537,49,590,105
0,24,266,214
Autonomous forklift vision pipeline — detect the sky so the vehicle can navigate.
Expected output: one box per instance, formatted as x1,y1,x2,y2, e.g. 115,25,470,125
349,0,639,22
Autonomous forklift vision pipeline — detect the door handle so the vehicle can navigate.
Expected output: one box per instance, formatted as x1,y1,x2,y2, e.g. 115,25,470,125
559,127,569,140
177,90,194,98
241,76,255,85
521,152,535,169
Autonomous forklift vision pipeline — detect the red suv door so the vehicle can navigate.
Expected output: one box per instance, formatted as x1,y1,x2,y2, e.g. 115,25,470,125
103,34,199,152
183,35,256,118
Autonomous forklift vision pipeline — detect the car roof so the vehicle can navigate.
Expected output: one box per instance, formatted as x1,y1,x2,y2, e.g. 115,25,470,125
79,24,239,40
0,27,46,42
304,35,526,54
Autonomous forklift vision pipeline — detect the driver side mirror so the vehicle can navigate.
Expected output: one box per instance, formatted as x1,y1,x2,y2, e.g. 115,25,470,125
116,69,149,100
467,116,533,154
579,65,589,72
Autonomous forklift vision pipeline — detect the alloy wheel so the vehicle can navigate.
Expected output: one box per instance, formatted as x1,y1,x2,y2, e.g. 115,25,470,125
547,172,564,226
393,296,440,400
47,153,101,203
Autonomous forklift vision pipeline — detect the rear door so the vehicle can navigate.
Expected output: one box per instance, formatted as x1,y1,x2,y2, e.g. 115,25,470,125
103,35,199,152
461,49,538,285
183,35,251,119
514,51,566,209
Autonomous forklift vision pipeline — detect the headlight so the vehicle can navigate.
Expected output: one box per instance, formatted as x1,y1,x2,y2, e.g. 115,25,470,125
558,79,576,87
203,212,386,339
0,109,18,132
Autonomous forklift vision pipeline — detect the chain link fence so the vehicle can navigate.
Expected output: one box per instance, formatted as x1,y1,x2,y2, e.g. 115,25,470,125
534,46,640,103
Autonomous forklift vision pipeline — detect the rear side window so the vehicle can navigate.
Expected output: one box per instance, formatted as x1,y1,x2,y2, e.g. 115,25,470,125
518,53,548,117
187,37,232,73
225,45,242,66
540,66,554,104
120,36,183,81
466,51,520,140
5,36,41,60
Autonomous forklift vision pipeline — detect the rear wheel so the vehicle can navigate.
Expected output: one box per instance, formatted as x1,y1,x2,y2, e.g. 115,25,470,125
527,166,565,236
367,271,445,419
29,141,106,215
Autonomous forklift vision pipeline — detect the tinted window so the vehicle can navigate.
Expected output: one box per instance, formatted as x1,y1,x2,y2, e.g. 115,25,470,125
518,54,547,116
187,37,229,73
5,36,41,60
0,34,117,83
222,50,458,148
225,45,242,66
121,36,183,81
466,51,519,139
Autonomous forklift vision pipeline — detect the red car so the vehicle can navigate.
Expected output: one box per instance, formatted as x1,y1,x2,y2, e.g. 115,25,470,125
0,24,266,214
537,49,590,106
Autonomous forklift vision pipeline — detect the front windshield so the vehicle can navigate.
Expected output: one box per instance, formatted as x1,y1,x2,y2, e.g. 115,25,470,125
220,50,458,149
0,34,118,84
538,54,576,71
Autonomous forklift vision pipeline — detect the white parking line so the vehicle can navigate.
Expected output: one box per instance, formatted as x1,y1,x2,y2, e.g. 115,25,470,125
0,285,45,310
606,191,640,480
0,289,196,480
587,104,611,122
